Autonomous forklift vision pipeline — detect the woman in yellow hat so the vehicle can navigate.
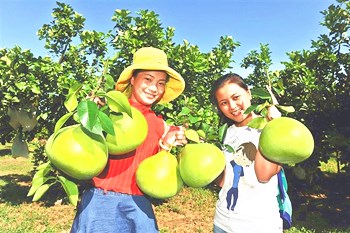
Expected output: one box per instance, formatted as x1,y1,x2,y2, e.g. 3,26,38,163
71,47,187,233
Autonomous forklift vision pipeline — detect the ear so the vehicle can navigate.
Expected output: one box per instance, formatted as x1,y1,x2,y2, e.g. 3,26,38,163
130,76,135,86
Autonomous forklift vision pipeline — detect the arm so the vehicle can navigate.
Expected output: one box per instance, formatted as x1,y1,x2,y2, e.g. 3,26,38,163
255,87,282,182
213,169,225,187
266,85,281,121
254,149,281,183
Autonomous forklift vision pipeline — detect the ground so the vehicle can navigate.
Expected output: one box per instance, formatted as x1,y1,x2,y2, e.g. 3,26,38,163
0,153,349,233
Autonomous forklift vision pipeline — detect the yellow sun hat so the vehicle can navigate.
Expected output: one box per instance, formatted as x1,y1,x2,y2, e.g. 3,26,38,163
115,47,185,104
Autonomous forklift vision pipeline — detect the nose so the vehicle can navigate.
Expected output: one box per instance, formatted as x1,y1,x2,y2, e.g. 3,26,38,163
228,99,237,109
147,82,158,93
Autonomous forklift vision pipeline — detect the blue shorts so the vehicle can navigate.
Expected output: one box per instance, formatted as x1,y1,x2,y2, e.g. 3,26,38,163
213,224,228,233
71,188,159,233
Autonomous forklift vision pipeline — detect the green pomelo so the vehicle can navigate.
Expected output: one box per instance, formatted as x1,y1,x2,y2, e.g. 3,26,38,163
106,107,148,155
179,143,225,188
136,151,183,199
258,117,314,164
45,124,108,180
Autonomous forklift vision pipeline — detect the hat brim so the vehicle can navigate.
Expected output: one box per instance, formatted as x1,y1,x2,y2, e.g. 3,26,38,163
116,62,185,104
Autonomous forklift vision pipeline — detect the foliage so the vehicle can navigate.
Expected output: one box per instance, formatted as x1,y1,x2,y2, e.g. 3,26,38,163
1,2,238,204
239,0,350,182
0,0,349,203
279,0,350,177
108,9,240,142
1,2,238,161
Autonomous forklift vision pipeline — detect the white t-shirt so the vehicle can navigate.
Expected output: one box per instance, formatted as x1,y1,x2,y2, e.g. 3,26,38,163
214,125,283,233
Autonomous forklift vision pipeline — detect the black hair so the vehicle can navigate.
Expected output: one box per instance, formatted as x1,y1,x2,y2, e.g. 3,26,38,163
132,69,170,82
210,73,249,125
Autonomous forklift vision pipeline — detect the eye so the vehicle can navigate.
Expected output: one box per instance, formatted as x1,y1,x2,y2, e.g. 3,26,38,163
158,81,166,87
219,101,227,106
144,77,152,82
232,95,240,101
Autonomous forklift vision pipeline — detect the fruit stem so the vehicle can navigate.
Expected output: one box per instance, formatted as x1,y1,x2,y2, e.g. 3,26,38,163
86,60,110,101
265,85,279,105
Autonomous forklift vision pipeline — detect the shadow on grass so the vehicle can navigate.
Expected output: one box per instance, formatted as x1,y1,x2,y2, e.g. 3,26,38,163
0,148,11,157
287,171,350,231
0,173,69,206
0,174,32,205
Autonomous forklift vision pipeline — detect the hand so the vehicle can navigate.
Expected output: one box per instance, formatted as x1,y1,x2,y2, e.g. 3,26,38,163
265,85,281,121
89,95,106,107
161,126,187,149
267,105,281,121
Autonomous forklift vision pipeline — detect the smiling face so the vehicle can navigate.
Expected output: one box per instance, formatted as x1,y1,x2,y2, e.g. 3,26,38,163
130,70,168,106
215,82,253,127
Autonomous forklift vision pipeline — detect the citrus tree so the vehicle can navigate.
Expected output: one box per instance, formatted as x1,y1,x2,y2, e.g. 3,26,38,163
0,2,238,204
280,0,350,176
240,0,350,181
107,9,240,142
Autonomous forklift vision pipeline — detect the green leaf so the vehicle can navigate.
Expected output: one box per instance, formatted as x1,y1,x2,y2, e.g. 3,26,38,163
58,176,79,206
247,117,268,129
223,144,235,153
273,86,284,96
36,162,52,171
200,123,210,134
32,183,53,202
15,82,26,90
251,88,271,100
54,112,75,134
27,164,55,197
256,102,271,113
31,164,53,182
104,74,115,91
277,79,284,90
64,93,79,112
31,85,41,94
98,110,115,135
103,90,131,117
27,176,51,197
260,107,268,118
197,129,206,139
188,115,200,124
179,107,191,116
219,123,228,143
185,129,200,143
64,83,83,112
244,104,257,115
276,105,295,113
77,100,101,134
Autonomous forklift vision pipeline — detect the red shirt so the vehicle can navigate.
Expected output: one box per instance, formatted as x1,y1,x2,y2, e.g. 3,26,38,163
92,100,165,195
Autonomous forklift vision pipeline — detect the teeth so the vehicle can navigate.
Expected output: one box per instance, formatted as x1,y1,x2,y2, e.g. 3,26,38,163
145,93,156,98
230,110,241,116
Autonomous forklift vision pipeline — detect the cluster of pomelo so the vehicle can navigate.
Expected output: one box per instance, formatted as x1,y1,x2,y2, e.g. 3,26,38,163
45,89,227,199
136,142,226,199
135,116,316,200
45,104,148,180
45,95,314,200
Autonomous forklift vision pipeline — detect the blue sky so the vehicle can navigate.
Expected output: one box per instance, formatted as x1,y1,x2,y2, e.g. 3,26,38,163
0,0,335,77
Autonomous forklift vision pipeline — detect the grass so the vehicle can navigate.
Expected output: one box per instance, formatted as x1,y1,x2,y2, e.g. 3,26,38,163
0,146,349,233
319,157,346,174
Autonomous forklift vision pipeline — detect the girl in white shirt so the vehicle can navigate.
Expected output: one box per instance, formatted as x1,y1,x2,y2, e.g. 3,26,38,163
210,73,283,233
